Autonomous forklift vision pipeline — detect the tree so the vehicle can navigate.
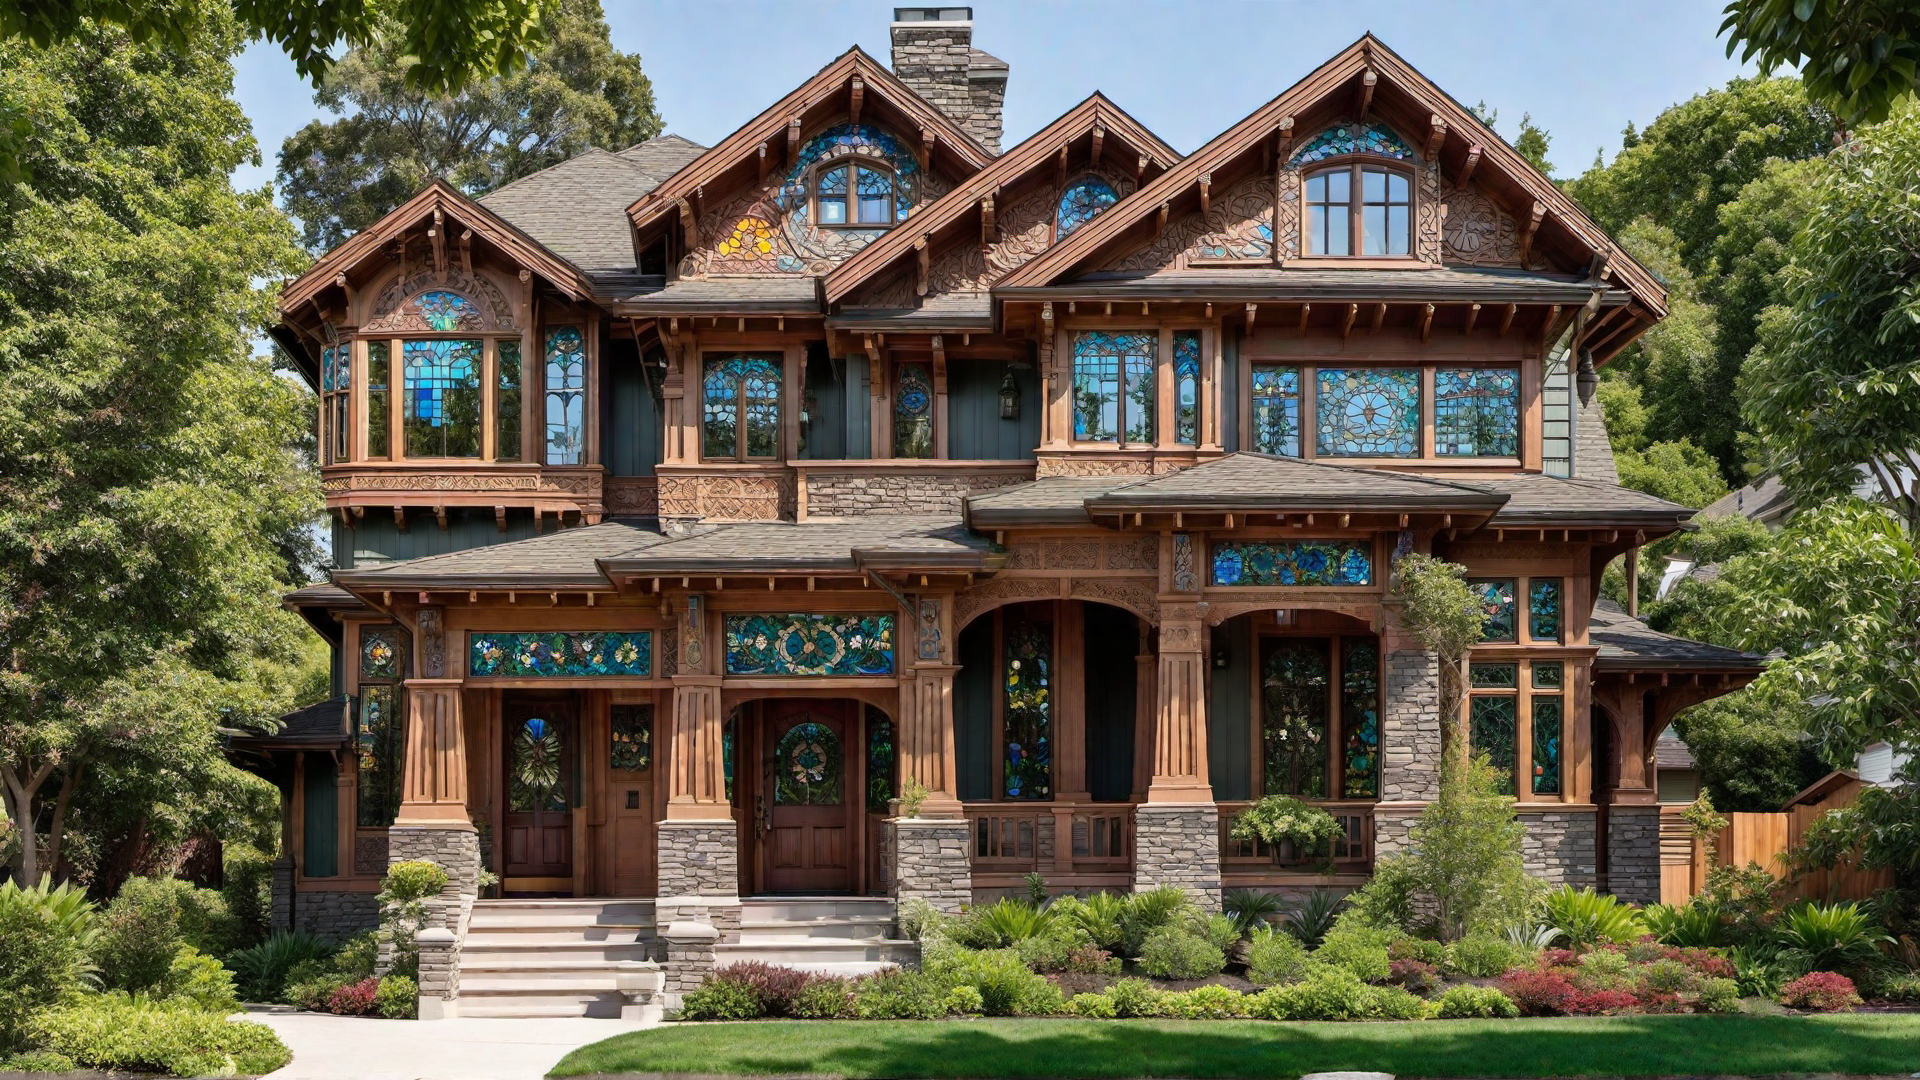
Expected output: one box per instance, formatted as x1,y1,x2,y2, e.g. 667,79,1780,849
278,0,662,250
0,11,318,884
1389,554,1484,771
1722,0,1920,126
1672,679,1828,811
1513,112,1554,177
1617,441,1732,510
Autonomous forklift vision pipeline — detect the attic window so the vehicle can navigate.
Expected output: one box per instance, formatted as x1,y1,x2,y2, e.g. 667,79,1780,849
1304,164,1411,257
815,163,896,226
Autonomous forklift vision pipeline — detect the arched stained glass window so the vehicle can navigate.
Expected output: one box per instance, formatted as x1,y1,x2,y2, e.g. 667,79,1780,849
703,356,782,460
1056,176,1119,239
774,720,842,805
402,338,483,457
544,327,586,465
414,290,485,332
1262,640,1329,798
1173,331,1200,445
893,362,933,458
1003,611,1052,800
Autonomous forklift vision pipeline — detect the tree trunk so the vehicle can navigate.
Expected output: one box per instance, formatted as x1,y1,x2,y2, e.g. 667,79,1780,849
3,761,54,886
44,759,83,880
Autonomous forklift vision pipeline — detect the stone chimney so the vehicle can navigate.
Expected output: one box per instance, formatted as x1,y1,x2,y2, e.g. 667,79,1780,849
890,7,1008,154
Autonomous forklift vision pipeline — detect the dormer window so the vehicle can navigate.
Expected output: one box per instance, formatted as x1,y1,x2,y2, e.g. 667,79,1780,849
1305,164,1411,257
814,163,896,226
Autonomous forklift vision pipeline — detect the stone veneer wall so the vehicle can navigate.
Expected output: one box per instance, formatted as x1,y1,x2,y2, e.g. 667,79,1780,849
1132,805,1220,907
1519,808,1599,888
889,818,972,916
387,826,482,1004
889,23,1004,153
292,891,380,939
1605,805,1663,905
656,820,741,1001
656,820,741,900
802,470,1028,517
1380,650,1442,802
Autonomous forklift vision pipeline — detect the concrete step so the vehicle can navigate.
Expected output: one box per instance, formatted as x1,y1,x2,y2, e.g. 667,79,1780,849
465,925,651,944
461,940,657,961
459,956,650,974
456,992,626,1019
736,915,896,941
737,898,895,922
713,938,917,966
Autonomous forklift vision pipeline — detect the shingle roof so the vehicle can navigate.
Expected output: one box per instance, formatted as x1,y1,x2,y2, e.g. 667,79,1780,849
479,136,707,282
1085,454,1507,514
1700,474,1794,525
1459,473,1695,527
829,292,993,330
334,520,685,589
1590,599,1764,671
1574,389,1619,485
997,266,1635,307
1655,730,1697,770
228,697,351,750
611,276,822,314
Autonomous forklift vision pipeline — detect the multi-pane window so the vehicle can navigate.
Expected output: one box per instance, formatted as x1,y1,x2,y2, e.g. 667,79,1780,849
544,327,586,465
1305,164,1412,256
365,342,390,459
1434,367,1521,457
321,345,351,464
1467,660,1567,798
1173,331,1201,445
1057,175,1119,239
893,362,933,458
402,339,483,457
1316,368,1420,457
1250,365,1300,456
496,341,522,462
1071,331,1155,444
610,704,653,772
703,356,782,460
1248,364,1539,459
1470,577,1562,644
356,626,408,828
815,163,895,226
1256,636,1380,800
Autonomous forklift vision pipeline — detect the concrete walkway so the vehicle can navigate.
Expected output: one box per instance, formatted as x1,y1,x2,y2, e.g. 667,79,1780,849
250,1008,654,1080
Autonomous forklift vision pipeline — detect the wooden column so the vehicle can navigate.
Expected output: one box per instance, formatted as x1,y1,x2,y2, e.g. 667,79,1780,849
932,338,950,460
1154,328,1176,450
665,676,727,817
1202,325,1224,452
1147,604,1212,802
899,664,963,817
1593,679,1656,804
395,679,471,825
1043,319,1069,449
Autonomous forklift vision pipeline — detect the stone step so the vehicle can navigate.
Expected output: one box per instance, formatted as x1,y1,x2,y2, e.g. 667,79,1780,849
461,939,656,960
456,993,626,1019
459,956,651,974
466,914,654,932
737,898,897,922
713,938,917,966
735,915,895,941
460,972,628,992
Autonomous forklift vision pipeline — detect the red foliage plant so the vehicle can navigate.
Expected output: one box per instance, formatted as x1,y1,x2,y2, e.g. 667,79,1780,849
1539,948,1581,968
1566,989,1640,1015
327,977,381,1016
1781,972,1862,1012
710,961,819,1016
1389,959,1439,995
1496,969,1577,1016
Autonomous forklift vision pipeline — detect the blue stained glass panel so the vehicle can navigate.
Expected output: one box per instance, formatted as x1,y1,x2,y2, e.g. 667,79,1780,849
1251,365,1301,456
1435,367,1520,457
1528,578,1563,642
469,632,652,677
1173,331,1200,445
1057,176,1119,238
1003,613,1052,800
1210,540,1373,586
1072,331,1155,443
778,124,921,226
402,339,483,457
1472,580,1518,642
1532,696,1563,795
1316,368,1420,456
415,290,485,332
1292,123,1415,166
724,613,894,676
545,327,586,465
1341,638,1380,799
1470,695,1518,795
703,357,782,459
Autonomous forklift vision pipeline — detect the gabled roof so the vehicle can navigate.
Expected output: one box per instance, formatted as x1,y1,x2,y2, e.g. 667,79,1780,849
480,137,707,286
1590,599,1764,672
994,35,1666,339
626,48,995,238
822,93,1179,306
1085,453,1507,515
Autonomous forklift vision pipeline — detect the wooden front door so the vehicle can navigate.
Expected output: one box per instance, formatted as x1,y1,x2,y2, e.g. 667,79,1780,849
504,694,575,882
761,702,857,893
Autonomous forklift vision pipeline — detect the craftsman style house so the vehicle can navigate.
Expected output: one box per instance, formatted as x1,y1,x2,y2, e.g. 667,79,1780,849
241,10,1760,1013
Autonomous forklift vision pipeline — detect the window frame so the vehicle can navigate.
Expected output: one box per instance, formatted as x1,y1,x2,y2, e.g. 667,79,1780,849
1301,159,1416,259
700,353,784,462
1247,629,1383,805
352,621,409,837
810,159,898,228
348,315,531,464
1236,359,1526,464
1465,657,1569,801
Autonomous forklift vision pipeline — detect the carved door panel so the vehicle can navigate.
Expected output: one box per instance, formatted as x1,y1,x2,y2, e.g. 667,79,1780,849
608,703,656,896
762,702,856,893
504,695,575,883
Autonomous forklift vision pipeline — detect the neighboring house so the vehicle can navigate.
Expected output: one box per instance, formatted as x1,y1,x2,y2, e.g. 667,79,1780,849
231,11,1762,1014
1653,729,1701,805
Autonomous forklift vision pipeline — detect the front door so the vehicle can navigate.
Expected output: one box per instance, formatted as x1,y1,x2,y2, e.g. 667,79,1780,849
762,702,856,893
504,694,574,883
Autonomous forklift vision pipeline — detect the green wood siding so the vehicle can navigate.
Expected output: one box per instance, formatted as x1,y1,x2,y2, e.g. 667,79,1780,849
955,616,994,801
948,361,1039,460
845,356,871,459
800,348,847,460
330,509,543,569
1083,607,1138,802
1209,617,1254,801
1221,329,1241,451
606,341,662,478
302,754,338,878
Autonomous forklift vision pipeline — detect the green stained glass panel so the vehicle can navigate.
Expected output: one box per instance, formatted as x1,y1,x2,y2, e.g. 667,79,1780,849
1211,540,1372,586
1341,638,1380,799
1529,579,1563,642
610,704,652,772
1316,368,1420,457
1469,695,1517,795
1532,696,1563,796
867,711,896,814
1532,661,1564,689
470,632,650,677
1473,580,1517,642
1262,640,1329,798
774,721,842,805
893,362,933,458
415,290,484,332
1072,331,1154,444
509,716,568,813
1250,365,1300,456
1434,367,1520,457
356,685,403,827
724,613,894,676
1469,663,1519,689
544,327,586,465
1003,613,1052,800
1292,123,1415,165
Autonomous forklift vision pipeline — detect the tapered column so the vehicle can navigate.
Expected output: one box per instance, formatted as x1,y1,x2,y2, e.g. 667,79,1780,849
1130,625,1156,801
1146,609,1211,802
899,665,963,817
396,679,471,825
666,676,727,817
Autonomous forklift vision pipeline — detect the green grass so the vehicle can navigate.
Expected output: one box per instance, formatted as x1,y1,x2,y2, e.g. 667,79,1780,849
549,1014,1920,1079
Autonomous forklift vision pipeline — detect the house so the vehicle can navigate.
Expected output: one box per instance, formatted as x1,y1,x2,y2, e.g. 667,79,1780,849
235,10,1762,1014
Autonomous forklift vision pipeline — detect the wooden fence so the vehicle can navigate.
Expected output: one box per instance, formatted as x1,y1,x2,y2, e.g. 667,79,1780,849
1658,802,1892,905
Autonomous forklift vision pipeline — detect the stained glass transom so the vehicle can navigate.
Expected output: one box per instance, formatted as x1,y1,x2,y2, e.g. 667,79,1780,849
356,685,403,827
610,704,652,773
703,357,781,459
1250,365,1301,456
1532,661,1564,689
775,721,842,805
361,627,404,679
723,613,894,676
893,362,933,458
1002,614,1052,800
1316,368,1420,456
1434,368,1520,457
545,327,586,465
321,345,351,392
1173,331,1201,445
1262,640,1329,798
1341,638,1380,799
1469,695,1518,795
1211,541,1372,586
1057,176,1119,238
509,716,568,813
1473,580,1517,642
1291,123,1415,166
867,712,896,814
1532,696,1563,796
1529,579,1563,643
1469,663,1519,689
402,339,483,457
415,290,485,332
1071,331,1155,444
780,123,920,227
469,632,651,677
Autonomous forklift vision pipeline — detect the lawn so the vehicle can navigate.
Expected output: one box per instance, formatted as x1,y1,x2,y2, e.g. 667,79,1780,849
549,1013,1920,1079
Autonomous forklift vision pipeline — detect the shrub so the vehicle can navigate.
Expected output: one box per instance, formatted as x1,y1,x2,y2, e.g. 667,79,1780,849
1014,925,1085,973
1435,985,1519,1019
681,978,763,1020
961,897,1057,949
1369,984,1431,1020
1049,893,1126,951
1642,899,1735,948
1138,929,1226,979
1161,984,1249,1019
0,880,96,1054
1775,902,1888,975
159,946,239,1012
943,984,984,1015
377,861,448,982
1497,968,1578,1016
1572,948,1635,992
327,976,381,1016
1062,945,1120,975
1230,796,1343,866
2,1050,77,1072
1780,971,1862,1011
96,878,241,994
1118,886,1193,956
1103,977,1163,1018
1193,912,1242,953
1389,936,1447,967
27,994,291,1077
854,969,947,1020
1342,857,1419,933
225,930,336,1003
707,962,816,1017
221,846,276,948
375,975,417,1019
1732,946,1786,998
1869,970,1920,1003
1566,988,1640,1015
1314,918,1393,982
1246,966,1376,1021
332,931,381,979
1222,888,1286,935
1446,935,1530,978
1543,886,1644,947
791,978,857,1019
1697,977,1742,1013
286,971,355,1012
1247,926,1310,985
1639,958,1700,996
1388,958,1438,996
926,946,1055,1015
1068,992,1116,1018
1279,889,1345,948
895,897,943,943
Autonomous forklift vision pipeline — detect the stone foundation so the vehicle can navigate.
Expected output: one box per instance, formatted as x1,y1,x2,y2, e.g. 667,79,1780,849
1381,650,1442,802
888,818,972,916
270,854,295,934
1519,808,1599,888
388,825,482,1007
801,469,1029,516
291,890,379,940
1132,804,1220,908
655,819,741,1002
1605,805,1663,905
657,819,740,899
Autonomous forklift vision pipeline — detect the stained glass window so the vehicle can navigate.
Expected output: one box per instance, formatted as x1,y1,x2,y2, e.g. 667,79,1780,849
509,716,568,813
1250,365,1301,456
1469,663,1519,689
322,346,351,464
1057,176,1119,238
469,632,651,677
402,339,483,457
775,721,842,805
1532,661,1564,689
1528,578,1563,643
856,166,895,224
1316,368,1420,456
1472,580,1517,642
1292,123,1415,166
724,613,894,676
1002,611,1052,800
361,627,404,679
1173,331,1200,445
893,362,933,458
1469,696,1518,795
356,685,403,827
1532,696,1563,795
1435,368,1520,457
1071,331,1155,444
867,711,896,814
703,356,781,459
366,342,390,459
1263,640,1329,798
781,124,920,227
610,704,652,772
723,708,737,802
496,341,522,462
1341,638,1380,799
414,291,484,332
1211,540,1372,586
543,327,586,465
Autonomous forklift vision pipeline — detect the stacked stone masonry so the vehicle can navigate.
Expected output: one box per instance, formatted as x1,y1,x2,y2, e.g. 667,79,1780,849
1605,806,1663,905
804,470,1028,516
1520,809,1599,887
1380,650,1442,802
888,818,973,916
1132,805,1221,907
889,23,1006,153
657,821,741,900
389,825,483,903
292,890,379,940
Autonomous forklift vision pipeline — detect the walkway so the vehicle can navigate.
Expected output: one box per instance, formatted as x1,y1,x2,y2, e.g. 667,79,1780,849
250,1008,652,1080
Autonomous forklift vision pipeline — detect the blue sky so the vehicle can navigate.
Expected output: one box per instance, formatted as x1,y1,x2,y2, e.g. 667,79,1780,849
231,0,1755,196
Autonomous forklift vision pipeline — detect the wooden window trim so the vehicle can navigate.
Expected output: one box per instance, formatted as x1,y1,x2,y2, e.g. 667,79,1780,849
1247,629,1381,806
1301,157,1415,259
699,352,783,463
1462,573,1569,802
348,331,524,464
810,159,898,229
1234,357,1527,464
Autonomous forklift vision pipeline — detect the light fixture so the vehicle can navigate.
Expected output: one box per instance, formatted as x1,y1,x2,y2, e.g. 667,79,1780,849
999,366,1020,420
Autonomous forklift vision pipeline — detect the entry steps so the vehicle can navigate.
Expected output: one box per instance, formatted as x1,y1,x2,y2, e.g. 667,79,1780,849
717,897,917,977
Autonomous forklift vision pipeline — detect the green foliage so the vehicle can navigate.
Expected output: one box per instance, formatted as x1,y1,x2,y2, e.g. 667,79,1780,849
1066,991,1116,1018
959,897,1056,949
925,947,1057,1016
377,860,447,981
1446,935,1533,978
1435,985,1520,1019
157,946,238,1013
1230,797,1342,852
1279,888,1345,947
942,984,984,1016
1409,758,1538,942
1722,0,1920,125
1617,440,1732,509
1513,112,1554,176
1644,900,1739,948
26,994,291,1078
375,974,417,1019
1221,888,1286,936
1101,977,1164,1019
1543,886,1647,947
220,845,274,948
1314,917,1394,983
790,978,857,1019
1024,872,1050,906
1775,902,1890,974
1,1050,76,1072
681,978,764,1021
1389,555,1484,762
1733,945,1789,997
96,878,240,994
1191,913,1242,953
1668,681,1828,812
277,0,663,250
1246,925,1311,986
1137,929,1226,980
224,930,336,1003
1117,886,1193,957
381,861,450,903
1343,857,1420,933
1699,976,1745,1013
1160,984,1249,1019
1245,966,1420,1021
1048,892,1125,951
0,880,97,1053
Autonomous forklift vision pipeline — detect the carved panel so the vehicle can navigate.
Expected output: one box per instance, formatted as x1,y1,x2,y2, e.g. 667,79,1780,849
1002,544,1042,570
1440,186,1522,266
1068,576,1159,626
657,472,791,522
1034,457,1155,478
416,607,446,679
605,477,660,517
1103,536,1158,571
917,597,943,661
354,834,389,876
1042,540,1100,570
1103,174,1275,271
320,470,600,496
1442,542,1585,561
657,626,679,678
680,596,704,674
1417,159,1444,265
953,576,1063,632
1171,534,1196,592
1200,598,1381,627
364,268,516,333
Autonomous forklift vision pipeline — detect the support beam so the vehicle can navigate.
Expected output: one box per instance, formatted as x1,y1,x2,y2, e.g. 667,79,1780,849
1463,302,1481,335
1425,113,1447,158
1199,172,1211,217
979,195,995,245
1459,143,1482,187
1497,302,1517,338
1371,302,1387,332
1419,303,1435,343
1295,303,1310,333
848,75,864,129
1089,122,1105,167
1519,202,1546,265
1341,302,1359,341
1359,69,1377,119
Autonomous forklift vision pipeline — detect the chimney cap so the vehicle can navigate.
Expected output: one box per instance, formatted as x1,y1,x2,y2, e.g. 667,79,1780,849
893,6,973,24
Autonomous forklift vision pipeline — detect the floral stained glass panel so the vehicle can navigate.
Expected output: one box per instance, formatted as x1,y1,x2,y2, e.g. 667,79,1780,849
1341,638,1381,799
1316,368,1420,457
1469,663,1519,689
1434,368,1520,457
361,628,404,679
509,716,568,813
1072,331,1154,443
1532,696,1563,796
774,721,842,805
724,614,894,676
1473,580,1518,642
893,362,933,458
1532,661,1564,689
356,685,403,827
610,705,652,773
1057,176,1119,238
1211,541,1372,586
867,711,896,814
415,291,484,332
1469,696,1518,795
1173,331,1200,445
469,632,651,677
1292,123,1416,166
402,339,483,457
1263,640,1329,798
1529,579,1563,643
1251,366,1301,456
545,327,586,465
1003,614,1052,800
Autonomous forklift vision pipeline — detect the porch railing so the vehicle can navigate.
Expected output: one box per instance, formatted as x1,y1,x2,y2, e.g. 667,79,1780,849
1216,802,1374,873
965,803,1134,879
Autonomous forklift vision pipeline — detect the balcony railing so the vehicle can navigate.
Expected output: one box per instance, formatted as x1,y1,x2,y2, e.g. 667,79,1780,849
1217,802,1374,872
965,803,1134,879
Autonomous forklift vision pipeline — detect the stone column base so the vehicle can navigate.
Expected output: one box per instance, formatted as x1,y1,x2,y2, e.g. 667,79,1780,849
1604,804,1662,905
269,854,295,934
889,817,972,916
656,819,740,901
660,918,720,1009
1132,803,1220,908
387,825,481,999
1520,807,1599,888
1370,804,1424,863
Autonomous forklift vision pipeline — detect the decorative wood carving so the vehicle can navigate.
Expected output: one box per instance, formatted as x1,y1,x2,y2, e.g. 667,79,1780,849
1103,173,1275,270
1042,540,1101,571
364,268,517,332
605,477,661,517
953,576,1064,632
1440,186,1521,266
1103,536,1159,571
1069,576,1160,626
417,606,446,678
354,834,390,876
657,626,679,678
916,597,942,661
680,595,705,674
1171,534,1197,592
1416,158,1444,264
1442,542,1585,561
1200,598,1380,628
320,470,601,497
657,472,792,521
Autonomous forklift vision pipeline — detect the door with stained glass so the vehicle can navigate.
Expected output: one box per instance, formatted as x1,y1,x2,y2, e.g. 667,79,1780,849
504,694,576,883
761,701,857,893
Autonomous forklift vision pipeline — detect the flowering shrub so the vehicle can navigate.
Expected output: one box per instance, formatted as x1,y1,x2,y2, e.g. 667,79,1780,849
325,977,380,1016
1388,958,1438,995
1780,972,1862,1012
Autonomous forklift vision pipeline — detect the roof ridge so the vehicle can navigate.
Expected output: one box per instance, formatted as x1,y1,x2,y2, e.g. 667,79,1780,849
480,147,644,204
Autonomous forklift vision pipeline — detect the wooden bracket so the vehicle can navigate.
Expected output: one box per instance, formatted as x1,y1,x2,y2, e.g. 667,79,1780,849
788,117,802,159
980,195,995,245
457,229,472,274
918,126,935,171
1539,304,1563,353
914,236,929,297
1155,201,1169,237
1371,302,1387,332
429,209,446,273
1089,122,1105,167
1340,302,1358,341
930,333,946,367
1359,69,1377,119
863,333,881,363
677,198,698,249
757,141,771,181
1135,153,1147,184
433,505,449,532
1460,143,1482,187
1463,302,1481,335
1245,303,1258,334
1277,115,1295,158
1419,303,1435,343
393,506,408,532
1497,302,1517,338
1589,247,1614,282
848,75,864,129
1519,201,1546,265
1426,113,1447,158
1296,303,1311,334
495,506,508,532
1199,172,1212,216
1055,144,1069,186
